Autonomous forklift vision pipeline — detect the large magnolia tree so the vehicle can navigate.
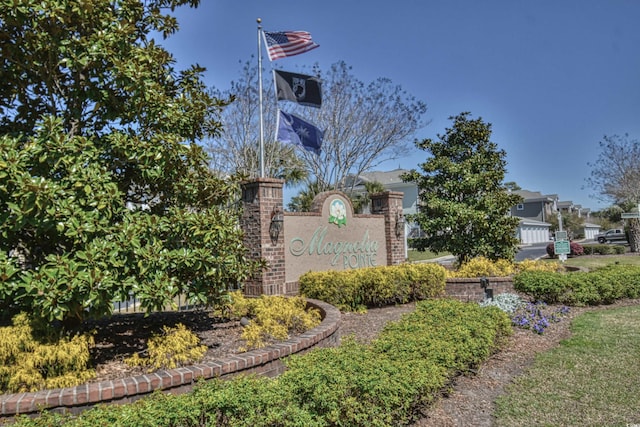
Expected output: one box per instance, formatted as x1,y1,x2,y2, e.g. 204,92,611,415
586,134,640,252
0,0,258,326
402,113,522,264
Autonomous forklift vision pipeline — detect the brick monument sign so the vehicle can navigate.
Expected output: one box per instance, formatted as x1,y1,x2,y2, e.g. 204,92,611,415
241,178,405,296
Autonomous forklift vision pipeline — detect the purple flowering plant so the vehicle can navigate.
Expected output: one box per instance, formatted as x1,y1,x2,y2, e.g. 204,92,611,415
480,293,570,335
511,301,570,335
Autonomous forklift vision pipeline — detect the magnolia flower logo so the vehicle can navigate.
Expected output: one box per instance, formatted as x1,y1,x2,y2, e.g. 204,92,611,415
328,199,347,228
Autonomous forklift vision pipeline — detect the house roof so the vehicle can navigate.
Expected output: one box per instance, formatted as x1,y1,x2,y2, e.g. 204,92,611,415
357,168,409,186
512,190,557,203
557,200,574,209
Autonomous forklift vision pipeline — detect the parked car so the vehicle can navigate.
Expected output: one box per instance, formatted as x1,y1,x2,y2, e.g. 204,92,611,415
594,228,626,244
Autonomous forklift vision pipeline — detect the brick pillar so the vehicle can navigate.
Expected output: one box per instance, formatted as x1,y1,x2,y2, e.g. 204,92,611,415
370,191,406,265
240,178,286,296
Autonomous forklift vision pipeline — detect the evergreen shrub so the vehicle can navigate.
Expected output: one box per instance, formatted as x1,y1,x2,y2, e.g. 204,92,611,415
582,244,626,255
299,263,446,312
11,299,512,427
514,265,640,305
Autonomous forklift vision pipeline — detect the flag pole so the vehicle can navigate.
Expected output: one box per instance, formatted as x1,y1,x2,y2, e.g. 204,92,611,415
257,18,265,178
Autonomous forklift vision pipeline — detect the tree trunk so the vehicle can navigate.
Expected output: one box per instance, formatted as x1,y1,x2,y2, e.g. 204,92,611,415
628,218,640,252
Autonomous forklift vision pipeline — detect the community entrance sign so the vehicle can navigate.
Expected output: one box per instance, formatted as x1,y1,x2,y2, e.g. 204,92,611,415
284,192,387,283
240,178,406,296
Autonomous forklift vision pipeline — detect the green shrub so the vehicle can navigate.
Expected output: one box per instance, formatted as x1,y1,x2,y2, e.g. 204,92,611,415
281,338,445,427
514,266,640,306
374,299,512,373
0,313,95,393
581,244,627,255
400,263,448,301
191,376,322,427
11,299,512,427
299,263,446,312
513,271,568,303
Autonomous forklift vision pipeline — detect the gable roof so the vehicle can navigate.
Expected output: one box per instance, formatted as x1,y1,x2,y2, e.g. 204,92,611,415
512,190,558,203
357,168,409,186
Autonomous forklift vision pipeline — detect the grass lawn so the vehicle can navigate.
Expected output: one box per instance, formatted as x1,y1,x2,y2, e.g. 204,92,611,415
406,249,449,262
562,253,640,269
494,304,640,426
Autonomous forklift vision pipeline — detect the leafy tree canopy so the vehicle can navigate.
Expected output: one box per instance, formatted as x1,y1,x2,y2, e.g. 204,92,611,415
504,181,521,191
0,0,258,327
402,113,522,264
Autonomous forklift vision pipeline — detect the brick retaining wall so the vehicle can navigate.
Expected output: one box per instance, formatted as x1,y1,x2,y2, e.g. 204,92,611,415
0,299,341,421
445,276,515,302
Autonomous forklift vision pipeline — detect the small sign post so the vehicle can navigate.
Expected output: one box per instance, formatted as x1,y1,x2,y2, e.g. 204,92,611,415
554,213,569,262
554,237,570,262
555,231,568,241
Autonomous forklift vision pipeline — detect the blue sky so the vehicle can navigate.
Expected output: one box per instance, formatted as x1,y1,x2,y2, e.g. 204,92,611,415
161,0,640,211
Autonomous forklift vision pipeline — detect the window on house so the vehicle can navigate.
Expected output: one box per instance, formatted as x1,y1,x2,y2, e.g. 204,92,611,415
516,204,524,211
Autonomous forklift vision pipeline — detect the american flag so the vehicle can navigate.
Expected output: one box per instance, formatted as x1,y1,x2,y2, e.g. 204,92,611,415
263,31,319,61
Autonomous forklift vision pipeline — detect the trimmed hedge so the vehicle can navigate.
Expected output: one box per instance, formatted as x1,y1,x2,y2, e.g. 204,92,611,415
513,265,640,306
299,263,447,312
12,299,512,427
582,244,627,255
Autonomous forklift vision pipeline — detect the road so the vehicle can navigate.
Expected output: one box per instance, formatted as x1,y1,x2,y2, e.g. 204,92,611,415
515,242,550,261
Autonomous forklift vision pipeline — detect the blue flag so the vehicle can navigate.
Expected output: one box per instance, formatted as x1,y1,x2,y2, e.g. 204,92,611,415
277,110,323,155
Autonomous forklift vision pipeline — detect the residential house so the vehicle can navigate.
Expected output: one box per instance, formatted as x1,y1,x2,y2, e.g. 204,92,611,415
349,168,420,237
557,201,591,219
510,190,558,222
350,168,418,215
509,190,557,244
352,170,595,245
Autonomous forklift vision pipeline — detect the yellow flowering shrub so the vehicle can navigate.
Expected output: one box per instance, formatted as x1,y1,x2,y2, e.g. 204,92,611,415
125,323,207,371
515,259,563,273
448,257,564,278
299,263,447,311
448,257,515,278
0,313,95,393
226,291,321,350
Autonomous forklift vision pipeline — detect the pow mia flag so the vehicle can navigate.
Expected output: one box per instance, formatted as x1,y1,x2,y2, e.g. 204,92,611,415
274,70,322,108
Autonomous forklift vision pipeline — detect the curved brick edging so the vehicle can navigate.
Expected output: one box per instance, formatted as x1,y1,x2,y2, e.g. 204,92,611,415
0,299,341,420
